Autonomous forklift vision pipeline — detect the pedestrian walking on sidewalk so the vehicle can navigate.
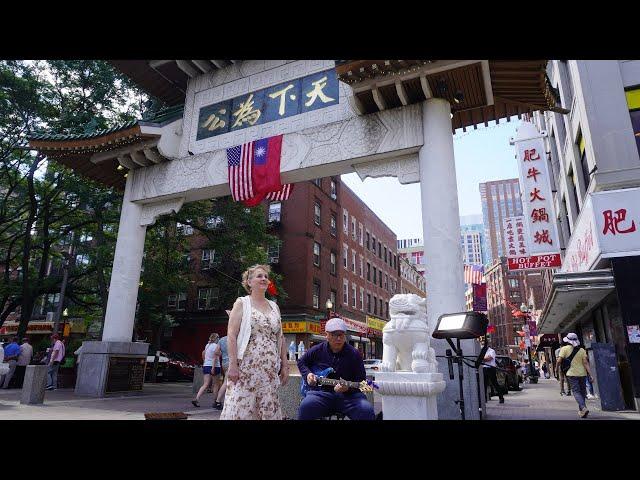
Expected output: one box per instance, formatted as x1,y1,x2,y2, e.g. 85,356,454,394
557,333,594,418
192,333,221,408
15,337,33,388
214,334,229,410
555,342,572,396
483,343,504,404
46,334,65,390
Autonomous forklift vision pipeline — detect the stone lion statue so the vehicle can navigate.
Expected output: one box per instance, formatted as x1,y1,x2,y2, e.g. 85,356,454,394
380,294,436,373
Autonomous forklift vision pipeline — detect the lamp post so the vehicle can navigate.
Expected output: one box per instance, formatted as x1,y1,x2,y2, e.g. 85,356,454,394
519,303,537,383
325,299,333,320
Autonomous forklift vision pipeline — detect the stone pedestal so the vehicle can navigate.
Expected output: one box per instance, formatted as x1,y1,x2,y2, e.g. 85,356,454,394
75,341,149,397
278,373,302,420
193,367,204,395
375,371,446,420
20,365,48,405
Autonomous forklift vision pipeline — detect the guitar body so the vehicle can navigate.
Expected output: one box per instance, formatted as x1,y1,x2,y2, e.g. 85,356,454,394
300,367,335,397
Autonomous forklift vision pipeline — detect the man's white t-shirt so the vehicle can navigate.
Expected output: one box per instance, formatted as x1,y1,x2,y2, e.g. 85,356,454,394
484,347,497,368
203,342,219,367
18,343,33,366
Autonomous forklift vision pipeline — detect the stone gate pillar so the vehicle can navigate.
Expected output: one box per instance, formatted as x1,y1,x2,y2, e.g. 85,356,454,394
75,171,150,397
419,98,484,419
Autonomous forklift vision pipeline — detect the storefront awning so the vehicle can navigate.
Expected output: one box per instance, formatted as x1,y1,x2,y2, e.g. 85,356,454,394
538,269,615,335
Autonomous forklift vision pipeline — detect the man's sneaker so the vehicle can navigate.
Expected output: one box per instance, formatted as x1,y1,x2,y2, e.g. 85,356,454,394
499,398,504,404
579,408,589,418
586,394,595,399
45,386,54,391
560,392,565,396
191,400,200,408
213,402,223,410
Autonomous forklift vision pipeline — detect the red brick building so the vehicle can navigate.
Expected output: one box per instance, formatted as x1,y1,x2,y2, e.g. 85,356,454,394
167,177,400,360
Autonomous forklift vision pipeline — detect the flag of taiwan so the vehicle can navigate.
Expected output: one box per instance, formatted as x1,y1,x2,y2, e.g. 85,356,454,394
242,135,284,207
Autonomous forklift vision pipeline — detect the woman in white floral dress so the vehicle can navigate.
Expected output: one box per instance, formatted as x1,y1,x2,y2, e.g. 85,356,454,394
220,264,289,420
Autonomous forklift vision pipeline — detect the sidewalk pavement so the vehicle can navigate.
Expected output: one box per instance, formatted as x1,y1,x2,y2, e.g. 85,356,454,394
1,376,637,420
485,376,640,420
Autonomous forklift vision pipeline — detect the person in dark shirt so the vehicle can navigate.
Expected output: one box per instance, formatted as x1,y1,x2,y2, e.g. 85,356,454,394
297,318,375,420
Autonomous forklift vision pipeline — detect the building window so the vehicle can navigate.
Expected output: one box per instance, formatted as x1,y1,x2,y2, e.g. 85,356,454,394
201,249,216,270
359,223,363,246
379,299,383,317
378,243,382,258
367,262,371,281
351,217,357,240
374,296,378,315
314,202,321,226
198,287,219,310
352,250,356,273
366,231,370,249
330,251,337,275
343,280,349,305
268,244,280,264
168,292,187,310
206,216,223,229
343,244,348,269
360,287,364,311
313,281,320,309
268,202,282,223
330,179,337,200
313,178,322,188
384,274,388,291
626,87,640,156
313,242,321,267
372,236,376,252
373,266,377,284
352,283,357,308
367,293,371,313
343,209,349,234
379,271,383,288
577,129,591,195
359,255,364,278
330,214,337,236
384,246,387,263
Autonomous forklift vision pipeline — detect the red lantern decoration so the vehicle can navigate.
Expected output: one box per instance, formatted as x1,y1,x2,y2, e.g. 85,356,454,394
487,324,496,334
267,280,277,296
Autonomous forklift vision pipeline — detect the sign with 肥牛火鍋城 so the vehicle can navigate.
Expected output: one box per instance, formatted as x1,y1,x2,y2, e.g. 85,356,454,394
508,122,562,270
196,69,339,141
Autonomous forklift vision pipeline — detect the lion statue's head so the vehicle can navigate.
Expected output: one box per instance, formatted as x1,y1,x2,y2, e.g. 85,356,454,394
388,294,427,317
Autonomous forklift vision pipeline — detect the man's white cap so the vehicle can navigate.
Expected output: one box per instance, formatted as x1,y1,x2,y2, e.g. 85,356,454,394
325,318,347,333
563,332,580,347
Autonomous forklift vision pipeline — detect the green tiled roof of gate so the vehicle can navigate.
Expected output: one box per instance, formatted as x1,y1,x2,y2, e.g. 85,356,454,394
29,104,185,142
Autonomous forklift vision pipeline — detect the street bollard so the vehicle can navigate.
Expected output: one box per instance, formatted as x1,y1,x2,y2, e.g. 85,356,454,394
20,365,48,405
192,366,203,395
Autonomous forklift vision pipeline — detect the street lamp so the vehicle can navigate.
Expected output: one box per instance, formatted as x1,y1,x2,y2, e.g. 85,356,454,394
325,299,333,320
519,303,537,383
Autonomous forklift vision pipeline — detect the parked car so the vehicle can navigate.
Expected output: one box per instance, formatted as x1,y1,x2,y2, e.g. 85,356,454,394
495,355,521,391
163,351,198,381
364,359,383,376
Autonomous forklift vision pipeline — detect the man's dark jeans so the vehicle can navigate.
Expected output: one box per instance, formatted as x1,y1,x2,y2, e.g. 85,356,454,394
298,390,375,420
484,367,504,401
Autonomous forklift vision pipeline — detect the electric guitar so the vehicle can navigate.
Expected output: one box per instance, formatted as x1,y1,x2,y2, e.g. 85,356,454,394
300,367,376,397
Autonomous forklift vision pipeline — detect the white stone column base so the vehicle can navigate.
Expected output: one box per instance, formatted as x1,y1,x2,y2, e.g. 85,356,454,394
375,371,446,420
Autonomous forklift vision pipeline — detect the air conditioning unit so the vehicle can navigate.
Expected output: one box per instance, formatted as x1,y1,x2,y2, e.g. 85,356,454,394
46,312,54,322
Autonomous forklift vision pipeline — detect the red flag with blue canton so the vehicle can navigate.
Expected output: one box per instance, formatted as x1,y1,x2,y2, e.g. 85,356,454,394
226,135,293,207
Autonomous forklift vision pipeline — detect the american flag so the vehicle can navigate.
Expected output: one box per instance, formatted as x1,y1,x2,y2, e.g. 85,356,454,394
226,143,254,202
266,184,293,201
464,264,485,285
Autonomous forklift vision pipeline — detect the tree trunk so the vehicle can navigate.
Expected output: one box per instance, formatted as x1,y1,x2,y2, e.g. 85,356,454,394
17,156,42,339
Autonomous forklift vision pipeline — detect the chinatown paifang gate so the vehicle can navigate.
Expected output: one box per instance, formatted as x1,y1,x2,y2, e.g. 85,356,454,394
29,60,562,417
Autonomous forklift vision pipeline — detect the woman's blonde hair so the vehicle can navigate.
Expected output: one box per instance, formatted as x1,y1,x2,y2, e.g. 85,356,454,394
209,333,219,343
241,264,271,293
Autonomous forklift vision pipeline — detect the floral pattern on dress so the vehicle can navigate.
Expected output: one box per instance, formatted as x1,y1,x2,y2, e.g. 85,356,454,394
220,304,283,420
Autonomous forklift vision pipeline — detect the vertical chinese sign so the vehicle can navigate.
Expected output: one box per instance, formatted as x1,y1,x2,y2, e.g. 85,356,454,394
509,122,562,271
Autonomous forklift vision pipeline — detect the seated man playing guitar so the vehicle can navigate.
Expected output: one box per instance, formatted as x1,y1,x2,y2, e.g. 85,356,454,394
297,318,375,420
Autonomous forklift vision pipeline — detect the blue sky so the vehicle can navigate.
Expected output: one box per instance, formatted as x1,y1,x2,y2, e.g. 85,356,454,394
341,119,521,239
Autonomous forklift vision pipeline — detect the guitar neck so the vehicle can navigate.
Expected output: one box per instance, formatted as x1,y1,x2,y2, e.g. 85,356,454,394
316,377,360,389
